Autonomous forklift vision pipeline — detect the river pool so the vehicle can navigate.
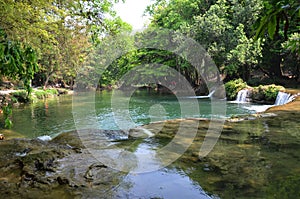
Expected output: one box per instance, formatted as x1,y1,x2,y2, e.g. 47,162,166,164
3,90,259,138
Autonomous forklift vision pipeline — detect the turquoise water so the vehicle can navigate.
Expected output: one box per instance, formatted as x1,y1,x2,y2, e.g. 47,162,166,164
2,90,258,138
1,90,299,199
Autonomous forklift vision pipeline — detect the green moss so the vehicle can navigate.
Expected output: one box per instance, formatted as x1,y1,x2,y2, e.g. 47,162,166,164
252,84,284,103
224,79,285,103
225,79,248,100
266,175,300,199
263,84,284,101
34,90,47,99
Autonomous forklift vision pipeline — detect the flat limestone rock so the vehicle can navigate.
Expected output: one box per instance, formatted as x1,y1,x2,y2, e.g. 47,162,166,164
128,127,154,138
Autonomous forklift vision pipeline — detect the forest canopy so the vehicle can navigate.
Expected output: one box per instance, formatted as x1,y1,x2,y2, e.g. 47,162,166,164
0,0,130,90
0,0,299,91
146,0,300,85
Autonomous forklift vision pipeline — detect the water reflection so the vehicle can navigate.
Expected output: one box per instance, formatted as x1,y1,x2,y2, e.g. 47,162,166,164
111,137,213,198
3,91,258,138
116,167,213,199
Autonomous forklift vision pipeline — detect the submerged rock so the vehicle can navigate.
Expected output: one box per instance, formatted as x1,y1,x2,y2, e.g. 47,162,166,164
129,127,154,138
142,106,300,199
0,130,127,199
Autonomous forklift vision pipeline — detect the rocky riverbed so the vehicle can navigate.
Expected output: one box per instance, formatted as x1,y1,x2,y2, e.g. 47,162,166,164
0,129,130,198
0,96,299,198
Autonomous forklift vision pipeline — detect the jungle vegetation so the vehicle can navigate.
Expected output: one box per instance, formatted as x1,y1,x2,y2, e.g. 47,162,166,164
0,0,299,91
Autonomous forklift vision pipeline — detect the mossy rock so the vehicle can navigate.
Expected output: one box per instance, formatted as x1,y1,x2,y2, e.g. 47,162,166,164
51,130,84,149
224,79,286,103
252,84,284,103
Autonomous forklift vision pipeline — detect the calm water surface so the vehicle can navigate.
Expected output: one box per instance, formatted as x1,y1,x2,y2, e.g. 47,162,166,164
5,90,256,138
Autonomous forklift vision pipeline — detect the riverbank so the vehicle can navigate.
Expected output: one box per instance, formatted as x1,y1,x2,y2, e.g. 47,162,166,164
140,94,300,198
0,129,126,198
266,90,300,112
0,87,73,98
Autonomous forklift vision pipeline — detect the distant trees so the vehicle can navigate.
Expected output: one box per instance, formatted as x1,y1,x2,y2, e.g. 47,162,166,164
0,0,298,92
0,0,129,89
146,0,300,84
255,0,300,79
90,0,297,90
143,0,262,83
0,28,38,95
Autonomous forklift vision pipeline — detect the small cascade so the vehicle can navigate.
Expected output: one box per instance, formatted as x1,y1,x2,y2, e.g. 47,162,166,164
274,91,295,105
185,89,216,99
235,89,249,103
208,90,216,98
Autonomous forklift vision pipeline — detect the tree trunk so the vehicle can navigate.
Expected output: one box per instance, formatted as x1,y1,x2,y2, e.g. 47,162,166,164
268,49,282,78
271,19,283,78
43,71,54,90
262,38,282,79
242,65,250,82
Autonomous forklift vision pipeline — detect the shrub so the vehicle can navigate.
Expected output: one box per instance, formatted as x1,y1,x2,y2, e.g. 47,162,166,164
32,89,59,100
264,84,284,101
45,89,58,95
225,79,248,100
34,90,47,99
252,84,284,103
12,90,28,103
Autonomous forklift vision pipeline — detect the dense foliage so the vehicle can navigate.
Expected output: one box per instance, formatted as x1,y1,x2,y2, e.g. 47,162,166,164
224,78,248,100
0,0,299,91
91,0,299,91
146,0,300,84
225,78,284,102
0,28,38,95
0,0,129,89
252,84,285,102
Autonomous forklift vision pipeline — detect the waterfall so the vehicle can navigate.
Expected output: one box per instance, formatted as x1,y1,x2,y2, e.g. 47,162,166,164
274,91,295,105
235,89,249,103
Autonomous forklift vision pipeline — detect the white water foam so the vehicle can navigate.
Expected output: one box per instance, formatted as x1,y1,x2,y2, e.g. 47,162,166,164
242,91,298,113
37,135,52,141
243,105,274,113
275,91,295,105
184,89,216,99
235,89,250,103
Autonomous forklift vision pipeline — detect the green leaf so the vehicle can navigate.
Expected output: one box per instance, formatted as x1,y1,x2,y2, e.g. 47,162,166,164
268,15,277,40
4,118,13,129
